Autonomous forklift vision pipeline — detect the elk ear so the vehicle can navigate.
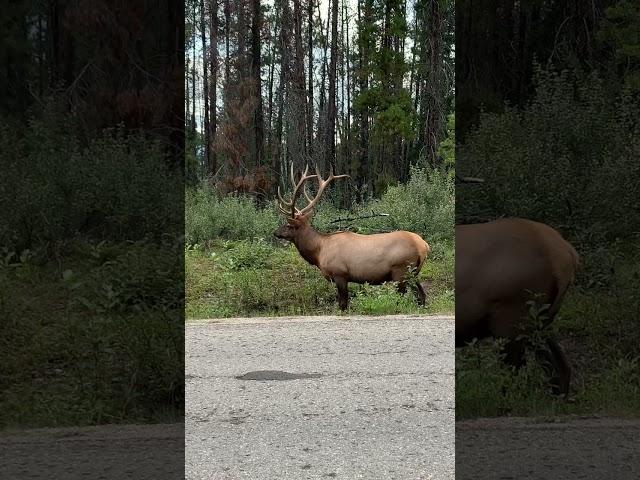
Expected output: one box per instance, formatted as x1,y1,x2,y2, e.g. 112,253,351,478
302,211,314,221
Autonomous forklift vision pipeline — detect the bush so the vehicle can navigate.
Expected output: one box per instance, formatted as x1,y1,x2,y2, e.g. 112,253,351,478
185,189,280,244
335,166,455,243
457,67,640,240
0,102,182,251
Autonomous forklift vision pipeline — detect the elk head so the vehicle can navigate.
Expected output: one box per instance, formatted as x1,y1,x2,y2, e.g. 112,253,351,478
274,164,348,242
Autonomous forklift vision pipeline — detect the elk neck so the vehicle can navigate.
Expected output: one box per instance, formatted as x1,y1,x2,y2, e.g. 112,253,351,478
293,225,324,267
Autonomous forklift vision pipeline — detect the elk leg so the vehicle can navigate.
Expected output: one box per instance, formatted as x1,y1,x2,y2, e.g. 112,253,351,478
334,277,349,311
535,337,571,398
413,281,427,306
501,338,527,370
396,281,407,294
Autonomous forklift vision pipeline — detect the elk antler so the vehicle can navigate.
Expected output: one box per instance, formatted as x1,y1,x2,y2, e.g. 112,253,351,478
298,166,349,215
277,164,318,218
276,164,349,218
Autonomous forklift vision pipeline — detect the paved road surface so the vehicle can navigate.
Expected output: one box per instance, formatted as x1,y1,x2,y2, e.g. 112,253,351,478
186,315,455,480
456,416,640,479
0,423,184,479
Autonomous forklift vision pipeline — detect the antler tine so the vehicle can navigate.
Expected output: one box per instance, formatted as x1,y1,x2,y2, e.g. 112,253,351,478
289,164,317,217
277,185,302,215
298,166,350,215
289,162,296,189
277,163,318,218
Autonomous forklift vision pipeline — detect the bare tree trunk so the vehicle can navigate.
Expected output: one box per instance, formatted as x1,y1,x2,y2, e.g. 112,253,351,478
186,54,191,132
224,0,230,88
307,0,314,157
201,0,211,176
267,15,276,156
209,0,218,177
293,0,308,157
251,0,265,166
317,0,330,142
344,0,351,173
326,0,338,173
274,0,292,185
191,0,197,140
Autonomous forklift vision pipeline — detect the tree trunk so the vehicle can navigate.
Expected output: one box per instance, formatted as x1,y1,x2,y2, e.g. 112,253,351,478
251,0,265,167
307,0,314,157
326,0,338,173
209,0,218,177
201,0,211,176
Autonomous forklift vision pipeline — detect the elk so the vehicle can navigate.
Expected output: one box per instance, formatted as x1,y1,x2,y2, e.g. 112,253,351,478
456,218,579,396
275,165,431,310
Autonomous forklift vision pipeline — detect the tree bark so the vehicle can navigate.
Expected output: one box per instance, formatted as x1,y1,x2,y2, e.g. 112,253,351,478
209,0,218,177
201,0,211,175
251,0,265,166
326,0,338,173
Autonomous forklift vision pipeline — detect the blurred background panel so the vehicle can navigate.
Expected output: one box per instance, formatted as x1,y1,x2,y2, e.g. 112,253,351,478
456,1,640,478
0,1,185,478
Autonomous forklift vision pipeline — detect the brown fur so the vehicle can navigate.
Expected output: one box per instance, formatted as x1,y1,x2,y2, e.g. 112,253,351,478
456,218,579,396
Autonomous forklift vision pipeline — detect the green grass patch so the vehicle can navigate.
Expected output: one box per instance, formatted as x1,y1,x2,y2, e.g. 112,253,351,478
0,239,183,429
185,238,454,319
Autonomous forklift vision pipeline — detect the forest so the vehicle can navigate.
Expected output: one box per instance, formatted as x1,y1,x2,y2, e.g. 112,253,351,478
456,0,640,418
185,0,455,196
185,0,456,319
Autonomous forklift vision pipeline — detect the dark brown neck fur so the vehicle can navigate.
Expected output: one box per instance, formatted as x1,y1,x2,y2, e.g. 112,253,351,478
293,225,324,267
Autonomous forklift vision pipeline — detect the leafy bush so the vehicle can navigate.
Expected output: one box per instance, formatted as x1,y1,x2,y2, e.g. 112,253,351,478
353,166,454,242
186,165,454,245
185,189,280,244
0,239,183,427
0,102,182,251
457,67,640,240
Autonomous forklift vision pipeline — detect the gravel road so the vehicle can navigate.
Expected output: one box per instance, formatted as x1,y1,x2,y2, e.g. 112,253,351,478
186,314,455,480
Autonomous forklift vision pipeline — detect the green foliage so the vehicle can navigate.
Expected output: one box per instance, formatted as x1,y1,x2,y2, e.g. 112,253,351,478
355,166,454,243
185,167,454,318
438,113,455,168
0,102,184,428
0,239,183,428
185,189,280,244
186,239,454,319
457,67,640,240
0,101,182,251
598,1,640,91
457,239,640,418
350,283,420,315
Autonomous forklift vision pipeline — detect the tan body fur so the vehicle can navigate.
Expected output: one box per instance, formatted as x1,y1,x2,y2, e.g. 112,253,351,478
276,213,430,310
275,166,431,311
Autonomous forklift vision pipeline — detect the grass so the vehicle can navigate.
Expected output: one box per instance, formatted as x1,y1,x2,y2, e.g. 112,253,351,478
185,238,454,319
0,239,184,429
455,240,640,419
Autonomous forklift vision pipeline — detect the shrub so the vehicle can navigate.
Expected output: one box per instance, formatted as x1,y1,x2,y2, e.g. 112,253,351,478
0,103,181,251
185,189,280,244
353,166,454,242
457,67,640,240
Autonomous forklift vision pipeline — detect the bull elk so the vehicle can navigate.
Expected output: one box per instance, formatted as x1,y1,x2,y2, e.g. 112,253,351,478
274,165,431,310
456,218,579,396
